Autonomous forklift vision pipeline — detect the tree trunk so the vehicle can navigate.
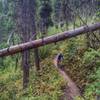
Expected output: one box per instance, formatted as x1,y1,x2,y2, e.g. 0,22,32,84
14,0,40,88
34,48,40,70
33,35,40,71
22,50,30,88
0,22,100,57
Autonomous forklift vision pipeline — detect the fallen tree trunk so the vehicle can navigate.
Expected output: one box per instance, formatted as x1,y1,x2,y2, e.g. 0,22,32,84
0,22,100,57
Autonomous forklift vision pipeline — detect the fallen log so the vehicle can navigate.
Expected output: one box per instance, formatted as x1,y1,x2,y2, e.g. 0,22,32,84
0,22,100,57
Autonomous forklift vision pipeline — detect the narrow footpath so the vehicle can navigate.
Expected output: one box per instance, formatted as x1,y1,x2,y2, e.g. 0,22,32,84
58,68,81,100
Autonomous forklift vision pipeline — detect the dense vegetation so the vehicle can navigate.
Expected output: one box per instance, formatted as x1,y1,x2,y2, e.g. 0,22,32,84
0,0,100,100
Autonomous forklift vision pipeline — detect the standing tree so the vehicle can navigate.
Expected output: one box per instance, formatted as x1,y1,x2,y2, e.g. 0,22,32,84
54,0,72,30
54,0,62,28
2,0,8,15
15,0,40,88
39,0,53,35
54,0,65,28
62,0,72,30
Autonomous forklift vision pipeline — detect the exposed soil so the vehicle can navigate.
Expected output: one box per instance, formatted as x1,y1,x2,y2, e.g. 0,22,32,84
58,68,81,100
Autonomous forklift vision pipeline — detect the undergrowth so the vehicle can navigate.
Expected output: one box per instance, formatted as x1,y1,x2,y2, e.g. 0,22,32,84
0,57,66,100
0,25,100,100
59,38,100,100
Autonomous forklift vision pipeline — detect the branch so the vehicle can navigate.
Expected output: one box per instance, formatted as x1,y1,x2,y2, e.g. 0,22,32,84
7,30,15,45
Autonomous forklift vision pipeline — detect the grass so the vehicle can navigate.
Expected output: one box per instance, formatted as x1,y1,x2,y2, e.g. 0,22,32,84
0,56,67,100
0,20,100,100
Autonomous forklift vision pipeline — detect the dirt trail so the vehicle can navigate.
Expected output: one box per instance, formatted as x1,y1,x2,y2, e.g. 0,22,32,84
58,68,81,100
53,55,81,100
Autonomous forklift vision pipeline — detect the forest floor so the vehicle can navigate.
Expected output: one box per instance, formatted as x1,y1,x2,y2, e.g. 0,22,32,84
0,38,100,100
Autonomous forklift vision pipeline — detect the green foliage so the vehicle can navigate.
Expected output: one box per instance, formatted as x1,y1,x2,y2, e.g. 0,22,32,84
0,0,15,44
0,1,99,100
82,49,100,99
84,67,100,100
66,39,78,60
58,37,100,100
0,42,8,49
39,0,53,29
83,48,100,63
0,67,22,100
0,57,66,100
39,45,52,59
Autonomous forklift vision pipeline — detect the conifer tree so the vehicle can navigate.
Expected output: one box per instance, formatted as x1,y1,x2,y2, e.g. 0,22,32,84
39,0,53,35
15,0,40,88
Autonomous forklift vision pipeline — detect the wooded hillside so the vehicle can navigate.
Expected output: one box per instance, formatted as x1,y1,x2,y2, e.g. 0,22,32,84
0,0,100,100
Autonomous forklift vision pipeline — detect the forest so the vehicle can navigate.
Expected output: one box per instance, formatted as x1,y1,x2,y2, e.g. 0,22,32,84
0,0,100,100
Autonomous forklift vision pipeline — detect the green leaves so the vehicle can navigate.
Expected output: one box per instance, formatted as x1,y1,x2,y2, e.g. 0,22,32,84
83,48,100,63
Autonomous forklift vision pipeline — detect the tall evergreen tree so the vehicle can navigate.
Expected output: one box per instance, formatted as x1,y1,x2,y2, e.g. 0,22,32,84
39,0,53,35
54,0,72,29
54,0,62,28
15,0,39,88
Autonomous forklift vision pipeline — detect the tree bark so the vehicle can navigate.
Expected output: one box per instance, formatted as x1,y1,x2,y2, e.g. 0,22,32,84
14,0,40,88
22,50,30,88
0,22,100,57
34,48,40,70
